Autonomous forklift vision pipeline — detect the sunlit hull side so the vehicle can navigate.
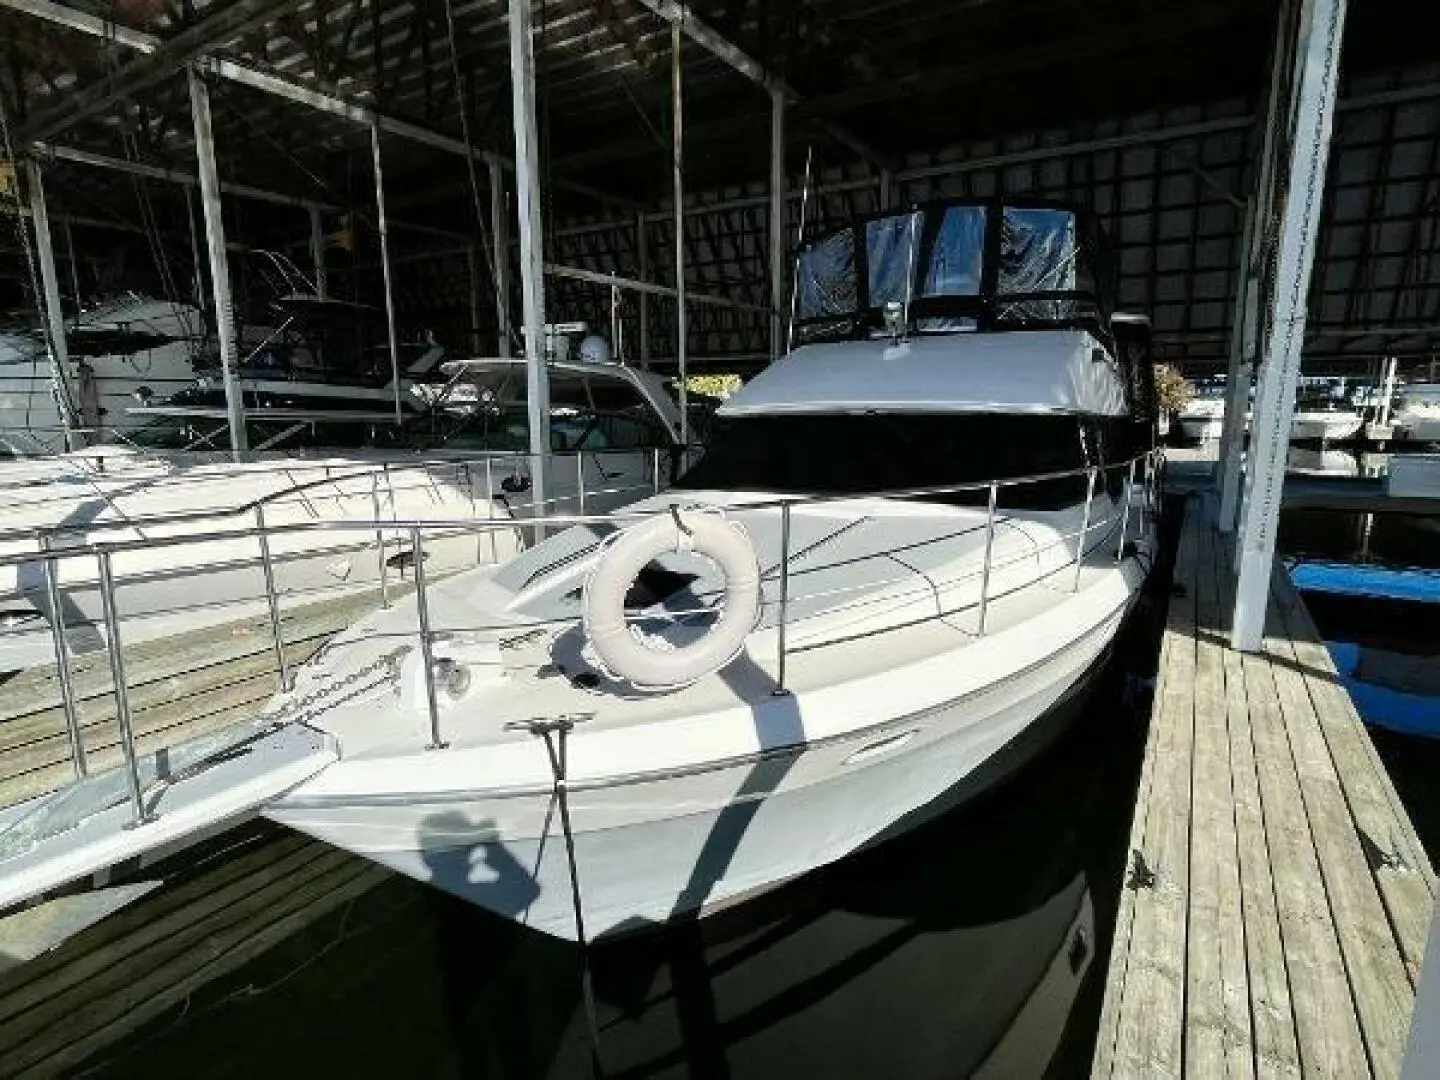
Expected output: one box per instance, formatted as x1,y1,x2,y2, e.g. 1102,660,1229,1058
268,558,1140,941
1290,411,1363,443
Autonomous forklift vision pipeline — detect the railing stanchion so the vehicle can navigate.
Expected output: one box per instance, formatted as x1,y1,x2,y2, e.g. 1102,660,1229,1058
97,551,150,826
652,447,661,494
978,481,999,636
412,526,446,750
773,501,792,695
1073,467,1097,592
486,457,498,562
42,538,86,779
372,480,390,609
255,505,291,691
1117,458,1138,563
577,452,587,515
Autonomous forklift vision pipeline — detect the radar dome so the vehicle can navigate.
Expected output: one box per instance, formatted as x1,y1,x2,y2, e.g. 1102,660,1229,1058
577,334,613,364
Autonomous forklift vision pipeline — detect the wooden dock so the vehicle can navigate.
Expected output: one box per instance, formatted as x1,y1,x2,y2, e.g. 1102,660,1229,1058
1093,495,1436,1078
0,585,404,811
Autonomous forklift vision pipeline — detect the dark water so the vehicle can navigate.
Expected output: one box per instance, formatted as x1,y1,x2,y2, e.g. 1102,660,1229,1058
1281,508,1440,861
65,529,1180,1078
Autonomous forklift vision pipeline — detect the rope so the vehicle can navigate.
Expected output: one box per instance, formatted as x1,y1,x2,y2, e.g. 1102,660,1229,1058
504,713,607,1077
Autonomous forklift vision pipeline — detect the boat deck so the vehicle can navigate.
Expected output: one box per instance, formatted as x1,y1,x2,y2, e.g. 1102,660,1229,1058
1092,495,1436,1078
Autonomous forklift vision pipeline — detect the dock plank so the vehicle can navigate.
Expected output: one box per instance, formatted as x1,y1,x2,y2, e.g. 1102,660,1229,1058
1212,539,1300,1080
1095,496,1429,1080
1104,499,1199,1077
1187,518,1254,1078
1262,593,1415,1078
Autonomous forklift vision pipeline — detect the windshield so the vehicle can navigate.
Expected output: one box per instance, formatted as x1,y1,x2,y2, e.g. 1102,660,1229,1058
793,200,1109,346
674,413,1091,508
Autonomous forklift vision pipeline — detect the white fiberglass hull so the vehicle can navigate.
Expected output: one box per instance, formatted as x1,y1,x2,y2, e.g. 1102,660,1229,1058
268,541,1143,940
1290,411,1363,443
1177,415,1224,442
0,344,198,454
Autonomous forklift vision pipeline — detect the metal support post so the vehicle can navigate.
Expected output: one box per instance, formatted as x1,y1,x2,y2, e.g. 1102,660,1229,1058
308,204,327,298
1217,196,1257,531
487,154,513,357
96,551,150,825
42,542,86,778
1233,0,1348,652
370,123,403,425
769,88,785,362
187,67,247,457
24,159,78,449
1073,468,1097,592
978,482,999,635
507,0,551,518
577,452,587,514
412,526,446,750
466,245,483,354
1380,355,1398,426
636,211,651,369
671,22,689,444
773,501,792,694
254,505,291,692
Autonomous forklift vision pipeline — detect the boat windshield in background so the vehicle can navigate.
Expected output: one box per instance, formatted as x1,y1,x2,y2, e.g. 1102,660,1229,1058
793,198,1113,345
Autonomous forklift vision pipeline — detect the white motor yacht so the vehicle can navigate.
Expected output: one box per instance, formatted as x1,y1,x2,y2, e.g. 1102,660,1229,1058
1393,383,1440,444
0,294,206,454
253,198,1162,938
1176,392,1232,443
0,355,682,672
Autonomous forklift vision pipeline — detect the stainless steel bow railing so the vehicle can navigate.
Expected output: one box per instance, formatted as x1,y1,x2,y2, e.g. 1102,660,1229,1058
4,446,1162,830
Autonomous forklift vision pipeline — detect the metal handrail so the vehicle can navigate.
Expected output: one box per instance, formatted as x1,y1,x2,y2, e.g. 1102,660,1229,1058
0,444,694,547
26,446,1159,831
0,448,1155,569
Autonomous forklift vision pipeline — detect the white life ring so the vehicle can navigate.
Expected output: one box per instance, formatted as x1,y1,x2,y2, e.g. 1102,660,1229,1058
583,509,761,689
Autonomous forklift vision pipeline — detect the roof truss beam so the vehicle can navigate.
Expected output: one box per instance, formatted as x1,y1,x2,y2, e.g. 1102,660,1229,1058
0,0,642,211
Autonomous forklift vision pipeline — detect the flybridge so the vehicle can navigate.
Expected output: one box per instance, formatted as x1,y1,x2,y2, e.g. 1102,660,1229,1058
791,196,1113,347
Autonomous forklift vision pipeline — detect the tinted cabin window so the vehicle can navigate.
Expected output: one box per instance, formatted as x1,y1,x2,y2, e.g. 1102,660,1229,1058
674,414,1091,508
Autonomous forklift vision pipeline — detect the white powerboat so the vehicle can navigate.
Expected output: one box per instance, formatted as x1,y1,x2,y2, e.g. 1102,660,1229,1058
1290,392,1364,444
0,356,682,672
251,198,1161,938
1176,393,1234,443
1393,383,1440,444
0,294,205,455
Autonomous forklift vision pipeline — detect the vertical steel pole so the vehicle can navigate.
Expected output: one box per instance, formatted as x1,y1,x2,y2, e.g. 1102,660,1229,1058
63,218,82,316
773,501,792,695
486,153,513,358
508,0,551,520
1073,468,1097,592
254,505,291,691
25,160,77,450
977,482,999,636
1233,0,1349,652
372,477,390,609
636,211,651,370
466,244,483,354
577,452,586,515
188,67,247,458
370,123,404,426
411,526,445,750
1217,196,1258,531
671,23,689,445
769,88,786,363
42,543,86,779
309,204,328,299
97,552,149,825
